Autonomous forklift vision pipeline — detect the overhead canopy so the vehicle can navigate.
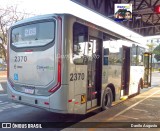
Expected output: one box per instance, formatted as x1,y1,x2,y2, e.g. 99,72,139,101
72,0,160,36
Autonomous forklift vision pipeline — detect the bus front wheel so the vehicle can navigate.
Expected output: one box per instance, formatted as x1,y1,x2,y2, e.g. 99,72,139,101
102,87,113,110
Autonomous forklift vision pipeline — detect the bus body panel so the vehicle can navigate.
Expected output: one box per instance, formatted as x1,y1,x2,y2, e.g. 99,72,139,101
7,81,50,109
8,16,60,96
108,65,122,100
7,13,149,114
103,40,123,101
7,82,68,113
65,15,88,114
74,65,87,114
129,66,144,95
63,15,76,114
9,46,57,86
7,14,70,113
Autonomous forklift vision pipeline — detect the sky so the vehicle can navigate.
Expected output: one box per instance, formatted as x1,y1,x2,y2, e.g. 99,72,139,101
0,0,69,15
0,0,159,44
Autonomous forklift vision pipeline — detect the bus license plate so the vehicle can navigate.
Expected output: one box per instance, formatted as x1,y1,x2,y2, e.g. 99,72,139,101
24,88,34,94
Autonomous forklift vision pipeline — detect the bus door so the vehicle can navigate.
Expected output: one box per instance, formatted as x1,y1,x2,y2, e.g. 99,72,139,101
121,46,130,97
86,36,102,110
143,52,152,87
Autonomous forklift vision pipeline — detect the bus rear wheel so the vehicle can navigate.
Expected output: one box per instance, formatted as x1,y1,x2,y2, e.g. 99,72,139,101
102,87,113,110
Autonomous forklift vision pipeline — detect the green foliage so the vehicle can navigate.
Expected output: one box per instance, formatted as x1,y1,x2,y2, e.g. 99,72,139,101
146,43,156,53
153,44,160,61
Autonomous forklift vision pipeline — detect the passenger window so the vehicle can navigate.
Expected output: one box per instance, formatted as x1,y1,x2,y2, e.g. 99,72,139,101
138,47,145,66
131,44,137,66
131,45,145,66
73,22,88,65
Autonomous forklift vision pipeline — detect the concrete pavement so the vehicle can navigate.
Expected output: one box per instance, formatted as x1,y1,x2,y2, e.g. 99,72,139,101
63,86,160,130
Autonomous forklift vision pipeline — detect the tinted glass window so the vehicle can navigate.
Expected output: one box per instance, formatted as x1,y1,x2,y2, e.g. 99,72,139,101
103,36,122,66
73,22,88,65
11,21,55,48
131,45,145,66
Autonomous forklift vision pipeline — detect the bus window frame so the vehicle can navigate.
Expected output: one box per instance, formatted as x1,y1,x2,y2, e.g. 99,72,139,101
10,19,56,52
131,45,145,66
72,22,88,65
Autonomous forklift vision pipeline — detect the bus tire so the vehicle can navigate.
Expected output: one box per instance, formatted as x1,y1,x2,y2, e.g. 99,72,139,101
102,87,113,110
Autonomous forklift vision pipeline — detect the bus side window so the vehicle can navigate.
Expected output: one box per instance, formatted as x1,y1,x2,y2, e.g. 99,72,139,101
138,46,145,66
103,48,109,65
73,22,88,65
131,45,145,66
131,45,137,66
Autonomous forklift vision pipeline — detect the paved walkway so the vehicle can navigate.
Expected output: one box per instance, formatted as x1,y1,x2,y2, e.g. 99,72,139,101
64,86,160,130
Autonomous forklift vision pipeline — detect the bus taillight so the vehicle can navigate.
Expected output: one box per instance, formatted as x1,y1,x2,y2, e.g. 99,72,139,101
25,49,33,52
48,16,62,93
12,95,15,98
68,99,75,103
44,102,49,105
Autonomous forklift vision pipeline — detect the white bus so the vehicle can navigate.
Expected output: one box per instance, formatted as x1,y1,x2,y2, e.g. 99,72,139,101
7,14,151,114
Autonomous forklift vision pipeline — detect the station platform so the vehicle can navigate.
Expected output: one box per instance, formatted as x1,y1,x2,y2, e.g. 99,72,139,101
64,86,160,130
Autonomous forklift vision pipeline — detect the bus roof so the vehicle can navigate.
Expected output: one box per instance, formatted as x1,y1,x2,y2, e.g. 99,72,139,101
12,13,146,48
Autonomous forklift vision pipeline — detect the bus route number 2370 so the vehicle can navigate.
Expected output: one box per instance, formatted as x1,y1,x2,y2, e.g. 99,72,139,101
14,56,27,62
70,73,85,81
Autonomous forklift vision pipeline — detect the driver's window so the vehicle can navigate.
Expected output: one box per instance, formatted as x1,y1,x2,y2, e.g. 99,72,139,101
73,22,88,65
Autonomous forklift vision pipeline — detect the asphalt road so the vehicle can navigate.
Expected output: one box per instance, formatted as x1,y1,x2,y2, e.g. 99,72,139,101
0,94,98,131
0,77,97,130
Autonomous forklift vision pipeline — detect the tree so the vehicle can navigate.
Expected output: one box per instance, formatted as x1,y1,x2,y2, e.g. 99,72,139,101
153,44,160,61
146,43,156,53
0,5,31,62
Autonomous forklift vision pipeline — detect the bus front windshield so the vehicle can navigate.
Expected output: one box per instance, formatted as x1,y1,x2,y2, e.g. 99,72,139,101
11,21,55,48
